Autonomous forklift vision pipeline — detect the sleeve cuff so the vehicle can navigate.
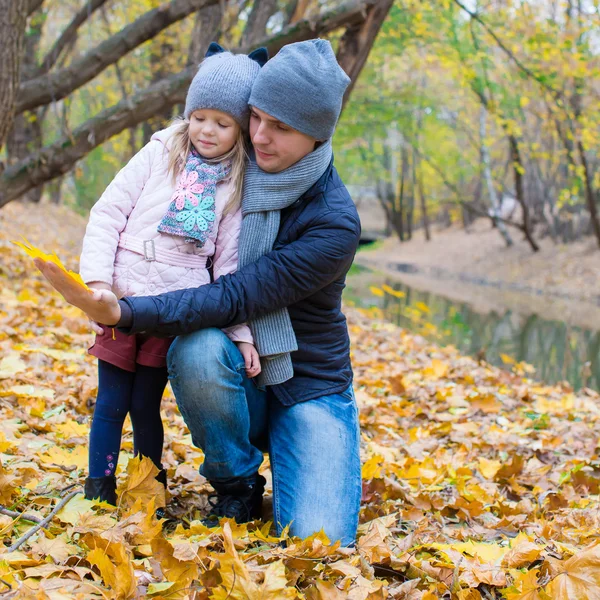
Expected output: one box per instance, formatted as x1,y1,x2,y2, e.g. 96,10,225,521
116,299,133,329
116,296,161,334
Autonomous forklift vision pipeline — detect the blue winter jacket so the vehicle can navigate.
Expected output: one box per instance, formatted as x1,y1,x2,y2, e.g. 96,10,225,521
118,159,361,405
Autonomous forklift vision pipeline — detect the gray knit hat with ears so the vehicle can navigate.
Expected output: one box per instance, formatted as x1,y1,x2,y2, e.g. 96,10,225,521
184,42,268,131
249,39,350,141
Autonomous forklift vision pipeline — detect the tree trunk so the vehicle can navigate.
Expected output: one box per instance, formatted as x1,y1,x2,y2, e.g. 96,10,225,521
398,144,408,241
578,140,600,249
509,134,539,252
6,5,44,202
0,0,28,153
417,161,430,240
187,2,224,66
336,0,393,109
479,105,514,246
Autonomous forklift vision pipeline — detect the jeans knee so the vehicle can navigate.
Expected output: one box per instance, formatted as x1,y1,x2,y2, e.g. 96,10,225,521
168,328,236,381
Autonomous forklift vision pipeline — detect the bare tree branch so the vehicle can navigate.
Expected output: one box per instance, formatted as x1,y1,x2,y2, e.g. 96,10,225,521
336,0,393,108
1,68,192,208
16,0,219,114
27,0,43,16
241,0,278,46
33,0,110,77
1,0,376,205
241,0,377,55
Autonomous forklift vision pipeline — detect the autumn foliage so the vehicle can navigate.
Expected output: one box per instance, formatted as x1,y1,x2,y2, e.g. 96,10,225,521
1,202,600,598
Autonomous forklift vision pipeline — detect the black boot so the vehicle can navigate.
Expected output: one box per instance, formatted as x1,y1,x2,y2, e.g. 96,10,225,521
156,468,167,487
155,469,168,520
203,474,266,526
84,476,117,505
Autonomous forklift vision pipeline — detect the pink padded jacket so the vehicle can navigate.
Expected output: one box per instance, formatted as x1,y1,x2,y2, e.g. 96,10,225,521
79,124,252,344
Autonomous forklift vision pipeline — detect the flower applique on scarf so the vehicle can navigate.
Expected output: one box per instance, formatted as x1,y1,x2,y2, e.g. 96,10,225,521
158,146,232,247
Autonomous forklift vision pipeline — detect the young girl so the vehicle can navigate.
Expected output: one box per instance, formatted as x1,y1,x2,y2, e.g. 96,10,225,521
78,43,268,505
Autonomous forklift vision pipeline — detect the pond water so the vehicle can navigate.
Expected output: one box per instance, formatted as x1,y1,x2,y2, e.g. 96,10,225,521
344,264,600,392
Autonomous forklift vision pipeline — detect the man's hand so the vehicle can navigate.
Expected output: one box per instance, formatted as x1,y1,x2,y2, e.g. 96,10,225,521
236,342,262,378
34,259,122,327
87,282,114,334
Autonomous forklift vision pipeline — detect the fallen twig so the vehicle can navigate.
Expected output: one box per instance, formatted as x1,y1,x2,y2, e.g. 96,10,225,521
6,490,80,553
0,507,42,524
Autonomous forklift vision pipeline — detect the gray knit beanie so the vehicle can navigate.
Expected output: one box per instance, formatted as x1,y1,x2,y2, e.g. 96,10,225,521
184,43,268,131
248,39,350,141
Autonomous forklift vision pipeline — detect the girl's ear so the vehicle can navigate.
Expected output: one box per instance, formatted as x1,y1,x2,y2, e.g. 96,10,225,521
205,42,226,58
248,47,268,67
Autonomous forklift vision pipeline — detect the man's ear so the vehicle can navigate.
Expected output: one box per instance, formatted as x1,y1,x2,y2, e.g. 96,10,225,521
205,42,226,58
248,47,268,67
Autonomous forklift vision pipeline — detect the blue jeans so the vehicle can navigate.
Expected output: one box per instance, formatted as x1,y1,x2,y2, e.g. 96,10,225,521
167,328,361,546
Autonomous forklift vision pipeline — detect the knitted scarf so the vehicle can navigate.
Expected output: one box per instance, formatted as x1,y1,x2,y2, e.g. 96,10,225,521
158,146,231,247
238,140,332,386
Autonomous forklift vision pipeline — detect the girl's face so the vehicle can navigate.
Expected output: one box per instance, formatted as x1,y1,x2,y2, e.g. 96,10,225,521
189,109,239,158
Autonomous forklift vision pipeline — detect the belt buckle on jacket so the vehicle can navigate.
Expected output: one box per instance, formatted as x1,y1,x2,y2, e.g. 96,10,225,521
143,240,156,261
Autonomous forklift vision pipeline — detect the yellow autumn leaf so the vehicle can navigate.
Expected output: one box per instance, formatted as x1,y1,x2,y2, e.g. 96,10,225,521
255,560,298,599
479,457,503,479
501,353,516,365
424,358,449,378
0,354,27,379
362,454,384,480
369,286,385,297
20,346,85,362
117,455,166,510
415,301,431,313
381,283,406,298
55,494,97,525
147,581,175,596
502,568,545,599
449,540,507,563
12,237,89,291
87,545,136,600
0,433,16,453
502,534,543,569
544,543,600,599
39,445,88,470
0,462,18,504
151,537,199,599
2,385,54,400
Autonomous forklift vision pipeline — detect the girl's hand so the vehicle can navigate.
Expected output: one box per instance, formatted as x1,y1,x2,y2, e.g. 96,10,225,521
87,282,113,334
236,342,262,378
34,259,122,326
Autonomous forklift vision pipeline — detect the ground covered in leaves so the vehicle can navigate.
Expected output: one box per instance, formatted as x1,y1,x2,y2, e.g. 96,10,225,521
1,202,600,599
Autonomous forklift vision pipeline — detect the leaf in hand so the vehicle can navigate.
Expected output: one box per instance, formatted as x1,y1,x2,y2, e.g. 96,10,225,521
12,237,89,291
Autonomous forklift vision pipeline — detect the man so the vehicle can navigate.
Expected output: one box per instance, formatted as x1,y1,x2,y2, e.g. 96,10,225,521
38,39,362,546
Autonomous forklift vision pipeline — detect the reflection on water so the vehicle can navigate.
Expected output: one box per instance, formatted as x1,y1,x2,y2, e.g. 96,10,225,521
345,266,600,391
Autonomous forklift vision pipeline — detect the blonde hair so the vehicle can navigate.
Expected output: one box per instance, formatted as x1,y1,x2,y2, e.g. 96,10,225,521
166,117,248,216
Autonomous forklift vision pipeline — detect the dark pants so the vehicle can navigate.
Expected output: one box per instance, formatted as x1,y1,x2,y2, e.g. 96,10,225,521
88,359,167,477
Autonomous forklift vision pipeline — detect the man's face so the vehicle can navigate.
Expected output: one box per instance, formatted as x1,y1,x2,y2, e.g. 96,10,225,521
249,106,317,173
